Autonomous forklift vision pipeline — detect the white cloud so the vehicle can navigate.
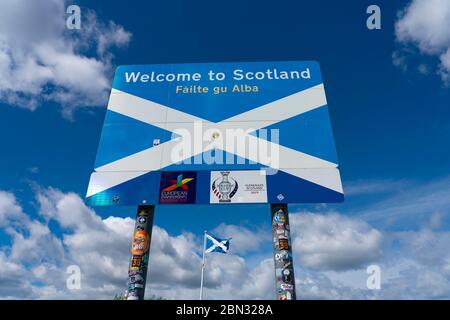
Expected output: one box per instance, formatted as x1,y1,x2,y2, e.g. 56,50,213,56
395,228,450,269
290,212,382,270
2,183,450,299
27,167,40,174
396,0,450,54
0,251,31,300
392,51,408,72
344,179,410,197
394,0,450,83
0,187,280,300
429,211,446,230
147,227,204,289
9,220,65,264
235,258,275,299
0,188,136,299
417,63,430,75
357,176,450,226
296,270,369,300
0,191,26,226
439,49,450,83
375,259,450,299
0,191,66,267
0,0,131,118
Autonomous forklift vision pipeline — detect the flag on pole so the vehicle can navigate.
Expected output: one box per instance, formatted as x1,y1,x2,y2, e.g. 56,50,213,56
205,233,230,254
199,231,230,300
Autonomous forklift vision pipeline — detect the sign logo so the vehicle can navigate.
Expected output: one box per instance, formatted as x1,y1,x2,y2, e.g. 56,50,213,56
159,171,197,204
162,174,194,192
210,170,268,204
212,171,238,202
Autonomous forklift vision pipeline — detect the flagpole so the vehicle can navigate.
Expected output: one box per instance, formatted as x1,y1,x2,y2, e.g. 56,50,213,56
199,230,207,300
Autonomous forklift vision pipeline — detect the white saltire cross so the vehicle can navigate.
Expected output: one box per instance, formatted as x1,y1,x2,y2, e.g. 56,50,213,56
87,84,342,197
205,234,229,253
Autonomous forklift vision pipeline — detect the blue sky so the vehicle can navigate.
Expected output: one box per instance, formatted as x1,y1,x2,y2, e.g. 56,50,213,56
1,0,450,299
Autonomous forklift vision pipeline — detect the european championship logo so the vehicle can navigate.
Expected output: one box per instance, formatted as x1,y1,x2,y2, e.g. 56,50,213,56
159,172,197,204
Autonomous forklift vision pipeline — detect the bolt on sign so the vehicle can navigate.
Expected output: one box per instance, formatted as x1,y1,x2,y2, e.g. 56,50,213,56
86,61,344,206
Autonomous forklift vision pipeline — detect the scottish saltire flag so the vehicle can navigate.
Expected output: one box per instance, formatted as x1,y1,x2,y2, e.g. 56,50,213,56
205,233,230,254
86,61,344,206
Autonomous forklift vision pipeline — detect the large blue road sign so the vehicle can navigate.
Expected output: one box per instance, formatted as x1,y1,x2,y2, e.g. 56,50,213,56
86,61,344,206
